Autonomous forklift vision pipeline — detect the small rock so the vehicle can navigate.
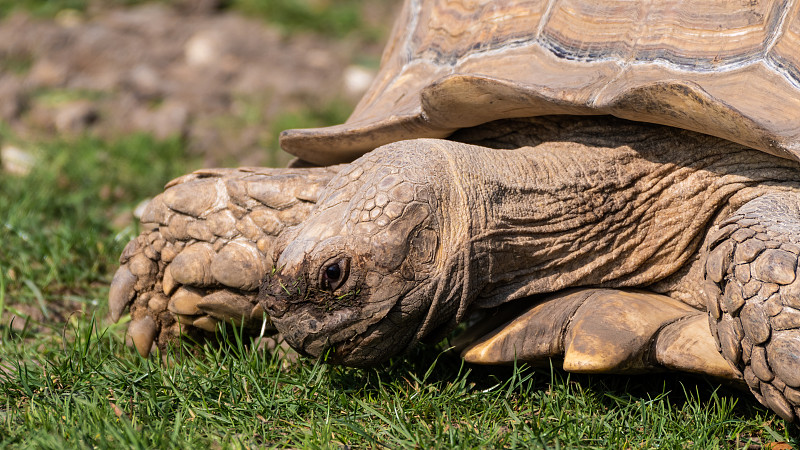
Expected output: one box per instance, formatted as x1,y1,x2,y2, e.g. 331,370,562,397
174,0,225,14
151,101,189,140
128,64,162,99
55,9,83,28
343,65,376,97
1,145,35,176
54,100,98,133
28,59,68,87
0,76,25,121
185,31,222,66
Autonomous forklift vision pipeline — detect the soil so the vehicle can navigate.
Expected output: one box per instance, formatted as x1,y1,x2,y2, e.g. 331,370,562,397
0,1,392,167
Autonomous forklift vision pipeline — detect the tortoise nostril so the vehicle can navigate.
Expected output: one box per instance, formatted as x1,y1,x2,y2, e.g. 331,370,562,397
259,278,290,318
261,293,288,318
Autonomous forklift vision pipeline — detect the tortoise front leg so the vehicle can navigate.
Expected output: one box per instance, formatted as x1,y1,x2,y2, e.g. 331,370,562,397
705,192,800,422
461,288,738,379
109,165,341,356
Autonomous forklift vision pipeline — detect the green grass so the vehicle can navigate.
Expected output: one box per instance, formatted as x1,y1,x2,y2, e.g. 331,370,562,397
0,131,193,309
228,0,384,40
0,0,142,18
31,88,107,107
0,315,797,448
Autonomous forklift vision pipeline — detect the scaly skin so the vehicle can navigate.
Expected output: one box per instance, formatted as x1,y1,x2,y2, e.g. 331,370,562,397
258,118,800,423
112,116,800,421
705,193,800,421
110,166,341,355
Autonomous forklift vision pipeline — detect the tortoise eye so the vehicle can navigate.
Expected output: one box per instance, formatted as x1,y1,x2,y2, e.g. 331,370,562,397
321,258,349,291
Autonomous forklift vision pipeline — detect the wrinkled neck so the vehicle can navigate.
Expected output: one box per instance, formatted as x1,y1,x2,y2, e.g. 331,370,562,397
434,123,800,310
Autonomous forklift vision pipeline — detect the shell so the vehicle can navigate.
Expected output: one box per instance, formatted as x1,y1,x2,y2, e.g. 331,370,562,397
281,0,800,166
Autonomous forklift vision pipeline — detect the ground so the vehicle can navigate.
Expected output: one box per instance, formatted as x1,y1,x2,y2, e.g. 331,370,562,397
0,0,798,447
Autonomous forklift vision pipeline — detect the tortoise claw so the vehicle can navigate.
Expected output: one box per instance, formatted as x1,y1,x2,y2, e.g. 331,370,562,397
653,314,739,379
197,290,266,329
562,290,695,373
462,288,736,380
461,289,589,364
128,316,157,357
109,265,136,322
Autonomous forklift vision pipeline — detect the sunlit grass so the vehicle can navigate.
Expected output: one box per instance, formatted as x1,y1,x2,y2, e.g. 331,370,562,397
0,132,194,309
1,312,796,448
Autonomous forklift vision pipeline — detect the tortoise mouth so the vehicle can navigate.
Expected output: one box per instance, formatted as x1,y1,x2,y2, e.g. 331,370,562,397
258,269,424,366
259,272,366,360
275,304,362,362
268,299,420,367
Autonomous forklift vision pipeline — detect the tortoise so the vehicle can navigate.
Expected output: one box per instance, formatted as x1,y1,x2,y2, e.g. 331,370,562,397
109,0,800,421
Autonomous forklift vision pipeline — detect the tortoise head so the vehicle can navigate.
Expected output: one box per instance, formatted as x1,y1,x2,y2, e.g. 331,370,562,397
261,141,463,366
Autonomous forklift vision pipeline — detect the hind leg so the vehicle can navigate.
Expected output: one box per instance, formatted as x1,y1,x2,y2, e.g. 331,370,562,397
110,165,341,356
705,192,800,422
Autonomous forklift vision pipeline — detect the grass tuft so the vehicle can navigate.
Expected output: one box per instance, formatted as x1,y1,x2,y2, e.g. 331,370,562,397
1,315,797,447
0,132,195,309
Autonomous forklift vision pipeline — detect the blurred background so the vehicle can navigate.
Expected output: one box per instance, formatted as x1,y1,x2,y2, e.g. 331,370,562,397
0,0,398,168
0,0,397,331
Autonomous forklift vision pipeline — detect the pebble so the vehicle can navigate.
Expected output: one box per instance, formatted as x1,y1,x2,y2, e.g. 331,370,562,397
1,145,35,176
